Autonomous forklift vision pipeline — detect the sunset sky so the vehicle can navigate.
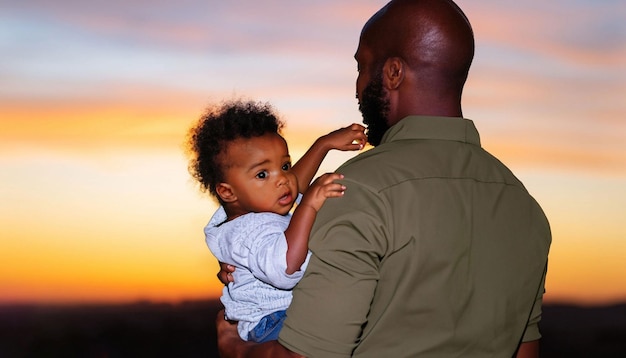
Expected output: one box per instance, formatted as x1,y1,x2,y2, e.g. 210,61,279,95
1,0,625,306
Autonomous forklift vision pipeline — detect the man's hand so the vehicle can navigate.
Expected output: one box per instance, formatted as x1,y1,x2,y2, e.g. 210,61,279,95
216,309,248,357
216,309,304,358
218,262,236,285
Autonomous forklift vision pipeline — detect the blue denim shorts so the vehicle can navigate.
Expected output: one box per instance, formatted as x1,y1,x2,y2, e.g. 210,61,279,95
248,310,287,343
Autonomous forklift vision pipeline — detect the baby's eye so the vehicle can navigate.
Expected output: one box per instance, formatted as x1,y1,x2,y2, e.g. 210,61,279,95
282,162,291,171
256,170,268,179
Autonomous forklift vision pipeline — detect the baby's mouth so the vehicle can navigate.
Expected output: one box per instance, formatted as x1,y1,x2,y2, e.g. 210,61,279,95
278,192,293,205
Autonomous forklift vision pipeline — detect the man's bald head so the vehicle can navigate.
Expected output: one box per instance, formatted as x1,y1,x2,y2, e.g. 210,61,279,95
356,0,474,125
362,0,474,79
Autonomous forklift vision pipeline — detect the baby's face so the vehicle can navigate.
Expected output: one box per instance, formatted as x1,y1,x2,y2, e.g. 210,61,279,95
219,132,298,218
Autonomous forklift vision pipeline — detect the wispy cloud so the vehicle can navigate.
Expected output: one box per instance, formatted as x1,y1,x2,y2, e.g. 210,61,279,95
455,0,626,176
2,0,624,175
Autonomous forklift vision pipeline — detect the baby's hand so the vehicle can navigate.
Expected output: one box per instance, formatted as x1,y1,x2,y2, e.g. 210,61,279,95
300,173,346,212
322,123,367,152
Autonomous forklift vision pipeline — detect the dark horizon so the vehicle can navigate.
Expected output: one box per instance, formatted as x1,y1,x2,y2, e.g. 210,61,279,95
1,298,623,308
1,299,625,357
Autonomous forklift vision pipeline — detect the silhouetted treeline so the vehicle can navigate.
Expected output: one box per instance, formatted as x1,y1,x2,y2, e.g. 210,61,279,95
0,300,624,357
0,300,221,357
540,303,626,357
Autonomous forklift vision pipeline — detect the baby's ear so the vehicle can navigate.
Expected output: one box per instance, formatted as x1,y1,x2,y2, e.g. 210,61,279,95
216,183,237,203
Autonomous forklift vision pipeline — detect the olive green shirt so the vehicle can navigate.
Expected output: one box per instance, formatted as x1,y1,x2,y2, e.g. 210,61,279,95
279,116,551,357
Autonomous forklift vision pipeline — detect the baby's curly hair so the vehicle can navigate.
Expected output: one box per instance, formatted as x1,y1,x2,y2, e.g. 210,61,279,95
186,99,284,200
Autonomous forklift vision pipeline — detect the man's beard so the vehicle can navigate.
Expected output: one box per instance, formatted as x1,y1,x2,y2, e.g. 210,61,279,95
359,71,390,147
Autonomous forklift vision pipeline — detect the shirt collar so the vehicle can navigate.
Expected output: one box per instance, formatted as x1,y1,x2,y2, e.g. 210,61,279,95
380,115,481,146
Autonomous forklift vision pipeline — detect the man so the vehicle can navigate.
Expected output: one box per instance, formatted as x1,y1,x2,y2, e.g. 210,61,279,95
216,0,551,357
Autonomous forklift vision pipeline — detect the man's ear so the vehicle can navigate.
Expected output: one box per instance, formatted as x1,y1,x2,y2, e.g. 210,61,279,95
216,183,237,203
383,57,405,90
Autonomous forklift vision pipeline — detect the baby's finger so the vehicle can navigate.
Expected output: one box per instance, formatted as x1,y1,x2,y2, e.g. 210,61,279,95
324,187,346,198
348,140,365,150
318,172,344,184
322,182,347,196
349,123,366,131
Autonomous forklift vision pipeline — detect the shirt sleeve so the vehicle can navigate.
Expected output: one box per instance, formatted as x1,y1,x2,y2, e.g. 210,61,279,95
279,181,389,357
522,262,548,342
232,214,305,290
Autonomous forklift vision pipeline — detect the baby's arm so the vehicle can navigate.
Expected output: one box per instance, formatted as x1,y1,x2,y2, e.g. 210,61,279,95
283,172,346,274
291,123,366,194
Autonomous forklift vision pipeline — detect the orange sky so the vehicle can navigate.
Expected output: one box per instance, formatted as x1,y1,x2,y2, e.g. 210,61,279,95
1,0,625,306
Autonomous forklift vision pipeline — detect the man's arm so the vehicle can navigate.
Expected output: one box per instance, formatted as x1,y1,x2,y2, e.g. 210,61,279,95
216,309,304,358
515,265,547,358
515,340,539,358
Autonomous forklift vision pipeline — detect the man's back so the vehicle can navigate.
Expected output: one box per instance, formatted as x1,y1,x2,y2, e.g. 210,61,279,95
280,116,551,357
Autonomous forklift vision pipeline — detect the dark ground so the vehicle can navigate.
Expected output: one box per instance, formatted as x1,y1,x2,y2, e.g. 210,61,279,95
0,300,624,357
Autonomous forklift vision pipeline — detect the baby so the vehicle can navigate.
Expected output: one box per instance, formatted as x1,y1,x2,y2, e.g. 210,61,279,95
186,100,366,342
